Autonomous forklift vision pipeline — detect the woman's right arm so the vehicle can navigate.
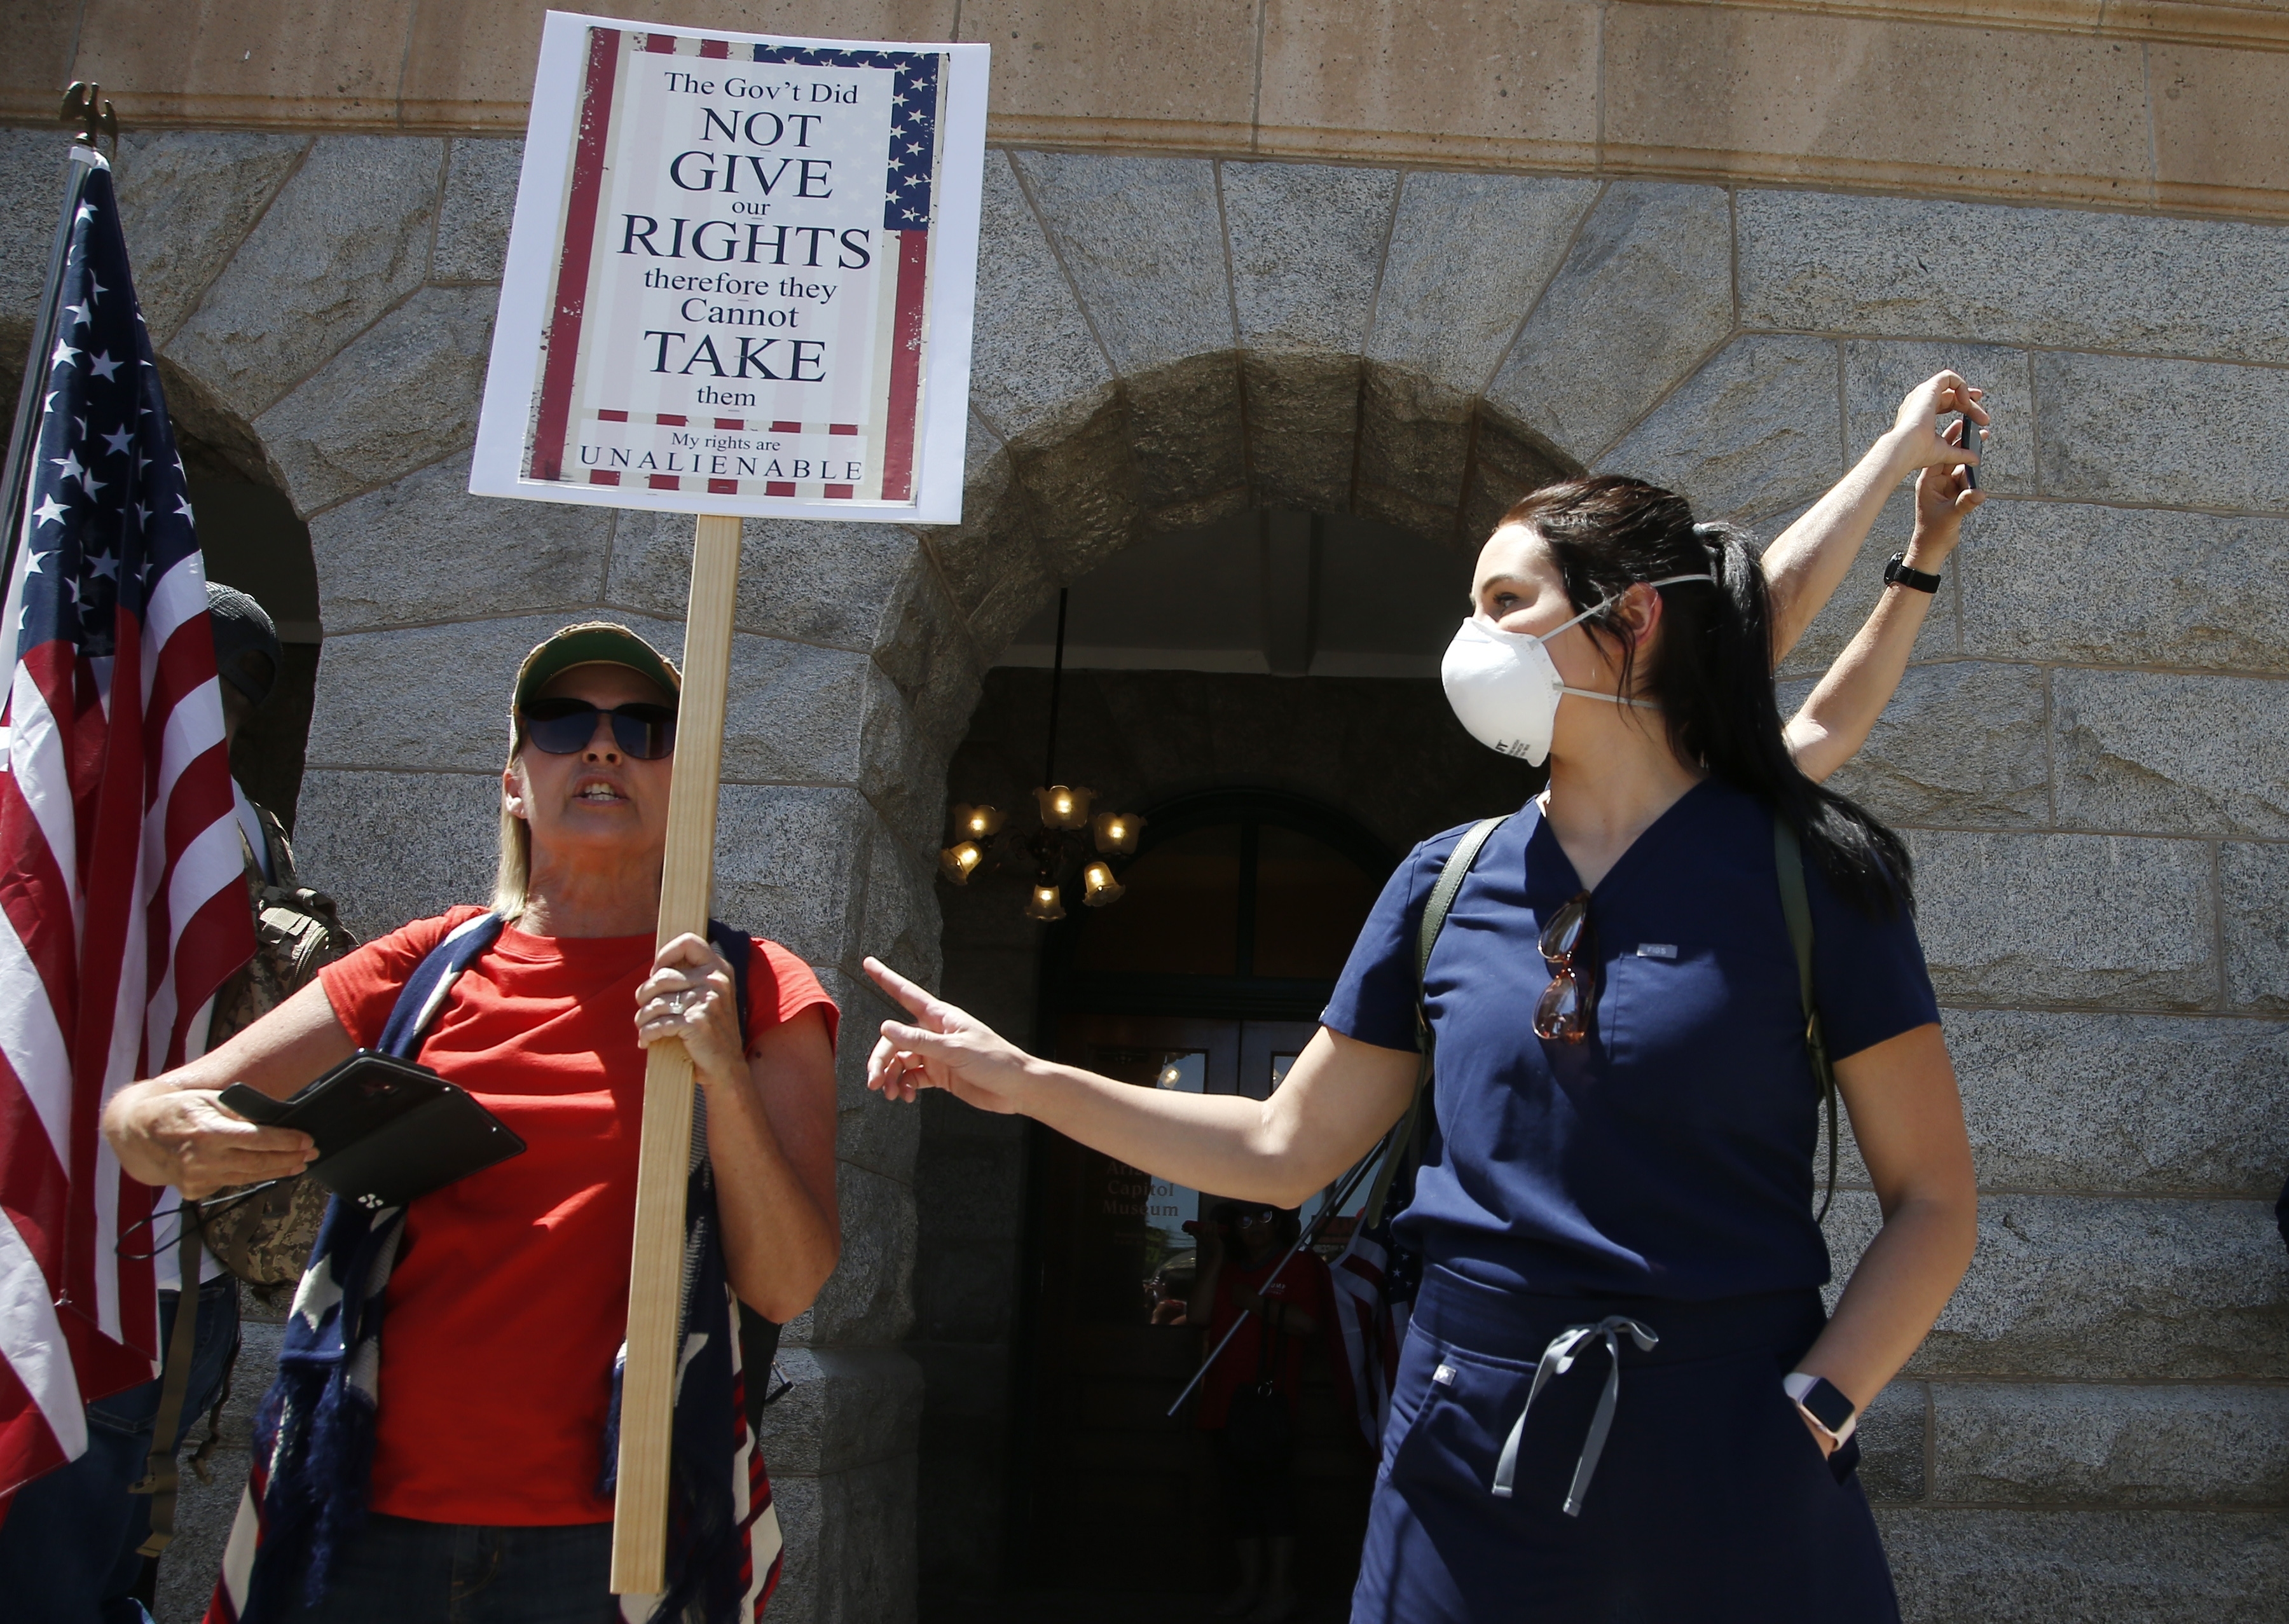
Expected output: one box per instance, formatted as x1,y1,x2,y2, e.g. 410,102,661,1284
862,957,1419,1206
100,979,352,1198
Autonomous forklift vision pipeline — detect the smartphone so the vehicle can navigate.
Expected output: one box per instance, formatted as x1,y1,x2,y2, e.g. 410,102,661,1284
221,1049,525,1209
1960,411,1979,492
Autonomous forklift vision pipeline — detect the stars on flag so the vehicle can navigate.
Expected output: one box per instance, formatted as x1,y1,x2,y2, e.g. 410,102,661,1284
11,184,202,666
741,39,940,231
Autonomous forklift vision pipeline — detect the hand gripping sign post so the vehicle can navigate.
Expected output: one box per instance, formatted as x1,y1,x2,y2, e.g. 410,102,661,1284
472,11,985,1597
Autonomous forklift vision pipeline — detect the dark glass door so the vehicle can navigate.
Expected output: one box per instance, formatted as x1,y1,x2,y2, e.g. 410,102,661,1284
1019,1014,1370,1597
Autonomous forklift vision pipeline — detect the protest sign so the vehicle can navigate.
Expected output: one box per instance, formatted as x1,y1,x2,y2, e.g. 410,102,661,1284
470,13,986,1597
474,11,987,523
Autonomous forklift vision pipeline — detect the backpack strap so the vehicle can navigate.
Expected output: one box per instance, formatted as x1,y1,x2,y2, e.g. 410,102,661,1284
705,919,752,1052
1361,816,1509,1226
1773,816,1841,1223
375,911,753,1065
376,911,505,1059
700,919,793,1419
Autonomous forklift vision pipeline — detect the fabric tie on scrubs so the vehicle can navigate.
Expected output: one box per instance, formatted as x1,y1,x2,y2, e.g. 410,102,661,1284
1492,1316,1658,1515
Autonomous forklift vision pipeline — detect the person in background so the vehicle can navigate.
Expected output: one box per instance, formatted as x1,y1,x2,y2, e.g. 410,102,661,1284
1146,1260,1193,1326
193,586,357,1295
1186,1202,1332,1624
0,583,349,1623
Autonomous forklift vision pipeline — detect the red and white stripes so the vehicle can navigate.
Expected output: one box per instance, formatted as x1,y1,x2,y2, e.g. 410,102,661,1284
0,542,250,1496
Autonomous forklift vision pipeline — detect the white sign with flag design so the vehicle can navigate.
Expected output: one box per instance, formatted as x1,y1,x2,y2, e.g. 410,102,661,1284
472,11,987,522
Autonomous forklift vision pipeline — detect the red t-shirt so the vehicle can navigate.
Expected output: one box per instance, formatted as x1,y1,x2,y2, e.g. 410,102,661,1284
319,906,837,1526
1193,1248,1333,1431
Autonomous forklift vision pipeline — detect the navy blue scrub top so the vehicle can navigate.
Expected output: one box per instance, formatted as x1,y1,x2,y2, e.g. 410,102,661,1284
1323,778,1940,1303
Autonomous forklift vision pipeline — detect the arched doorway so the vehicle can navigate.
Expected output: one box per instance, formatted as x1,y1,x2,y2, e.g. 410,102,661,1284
1012,790,1391,1606
175,423,322,828
916,505,1541,1620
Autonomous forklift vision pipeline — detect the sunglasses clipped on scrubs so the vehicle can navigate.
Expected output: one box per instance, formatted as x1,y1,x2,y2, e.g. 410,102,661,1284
1536,891,1595,1043
518,698,678,760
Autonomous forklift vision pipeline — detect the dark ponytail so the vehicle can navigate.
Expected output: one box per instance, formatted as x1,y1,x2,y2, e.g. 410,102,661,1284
1503,476,1913,916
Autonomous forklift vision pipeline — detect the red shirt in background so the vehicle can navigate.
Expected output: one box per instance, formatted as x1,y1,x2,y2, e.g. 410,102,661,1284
319,905,837,1526
1193,1248,1334,1431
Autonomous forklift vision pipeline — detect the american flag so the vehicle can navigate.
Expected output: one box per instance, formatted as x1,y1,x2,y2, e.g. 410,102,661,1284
0,150,252,1499
1328,1216,1420,1453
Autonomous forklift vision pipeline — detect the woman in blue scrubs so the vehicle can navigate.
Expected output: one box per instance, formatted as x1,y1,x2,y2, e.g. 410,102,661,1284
865,375,1986,1620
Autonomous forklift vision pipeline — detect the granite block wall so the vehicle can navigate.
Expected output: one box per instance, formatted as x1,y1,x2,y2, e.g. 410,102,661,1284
3,122,2285,1621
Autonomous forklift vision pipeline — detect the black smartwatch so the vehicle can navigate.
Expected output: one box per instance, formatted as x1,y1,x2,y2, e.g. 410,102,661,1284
1784,1372,1858,1442
1884,553,1942,594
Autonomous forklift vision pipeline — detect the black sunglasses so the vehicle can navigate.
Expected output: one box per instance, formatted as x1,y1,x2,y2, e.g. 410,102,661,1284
518,698,678,760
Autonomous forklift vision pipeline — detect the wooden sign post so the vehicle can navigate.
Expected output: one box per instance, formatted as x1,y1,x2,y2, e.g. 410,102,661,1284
471,12,986,1594
610,513,739,1595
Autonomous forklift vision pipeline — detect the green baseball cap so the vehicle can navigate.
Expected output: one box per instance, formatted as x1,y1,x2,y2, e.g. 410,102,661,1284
511,621,682,713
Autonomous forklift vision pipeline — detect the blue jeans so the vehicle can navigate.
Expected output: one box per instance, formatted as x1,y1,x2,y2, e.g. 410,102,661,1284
0,1272,242,1624
279,1515,615,1623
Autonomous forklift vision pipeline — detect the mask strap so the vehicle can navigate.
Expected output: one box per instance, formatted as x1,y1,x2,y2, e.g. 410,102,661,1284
1543,572,1717,642
1549,574,1713,712
1560,686,1661,712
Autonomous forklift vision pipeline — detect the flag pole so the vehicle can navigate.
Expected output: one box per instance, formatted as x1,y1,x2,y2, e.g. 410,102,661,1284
3,86,117,632
610,511,740,1597
1164,1133,1392,1419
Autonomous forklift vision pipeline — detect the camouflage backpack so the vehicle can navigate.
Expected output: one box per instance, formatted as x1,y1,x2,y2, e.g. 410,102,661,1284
193,802,359,1295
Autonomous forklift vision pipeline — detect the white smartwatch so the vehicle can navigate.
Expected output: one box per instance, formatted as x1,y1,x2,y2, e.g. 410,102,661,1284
1783,1371,1858,1444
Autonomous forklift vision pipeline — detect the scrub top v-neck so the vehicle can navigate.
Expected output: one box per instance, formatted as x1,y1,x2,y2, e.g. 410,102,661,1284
1322,778,1939,1303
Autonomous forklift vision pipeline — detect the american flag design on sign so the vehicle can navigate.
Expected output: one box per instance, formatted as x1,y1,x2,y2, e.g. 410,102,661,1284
527,29,944,506
0,151,252,1497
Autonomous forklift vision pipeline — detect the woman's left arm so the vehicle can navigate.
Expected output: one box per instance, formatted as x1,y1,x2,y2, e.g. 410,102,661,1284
1762,370,1986,661
1782,424,1984,783
640,935,841,1323
1791,1023,1978,1447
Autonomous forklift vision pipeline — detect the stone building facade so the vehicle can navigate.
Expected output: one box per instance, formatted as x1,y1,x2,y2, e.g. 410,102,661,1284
4,4,2288,1620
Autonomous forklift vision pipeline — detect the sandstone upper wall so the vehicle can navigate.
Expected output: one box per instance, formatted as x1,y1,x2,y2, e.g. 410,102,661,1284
8,0,2289,220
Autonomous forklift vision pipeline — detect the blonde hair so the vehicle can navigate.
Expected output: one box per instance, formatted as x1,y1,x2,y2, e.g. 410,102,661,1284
494,747,532,921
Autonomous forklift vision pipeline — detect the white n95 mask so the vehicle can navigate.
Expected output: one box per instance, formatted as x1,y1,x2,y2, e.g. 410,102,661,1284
1440,575,1717,764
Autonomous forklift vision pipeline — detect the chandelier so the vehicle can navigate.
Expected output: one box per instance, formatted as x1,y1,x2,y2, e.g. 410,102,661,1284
938,589,1144,922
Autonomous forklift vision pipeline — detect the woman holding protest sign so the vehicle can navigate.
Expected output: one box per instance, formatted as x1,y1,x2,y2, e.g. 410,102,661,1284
103,622,839,1624
860,374,1987,1621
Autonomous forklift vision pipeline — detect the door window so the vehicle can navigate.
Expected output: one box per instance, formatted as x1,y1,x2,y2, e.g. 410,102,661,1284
1083,1046,1211,1324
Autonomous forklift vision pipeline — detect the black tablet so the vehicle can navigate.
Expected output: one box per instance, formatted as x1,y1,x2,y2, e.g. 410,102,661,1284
221,1050,526,1211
